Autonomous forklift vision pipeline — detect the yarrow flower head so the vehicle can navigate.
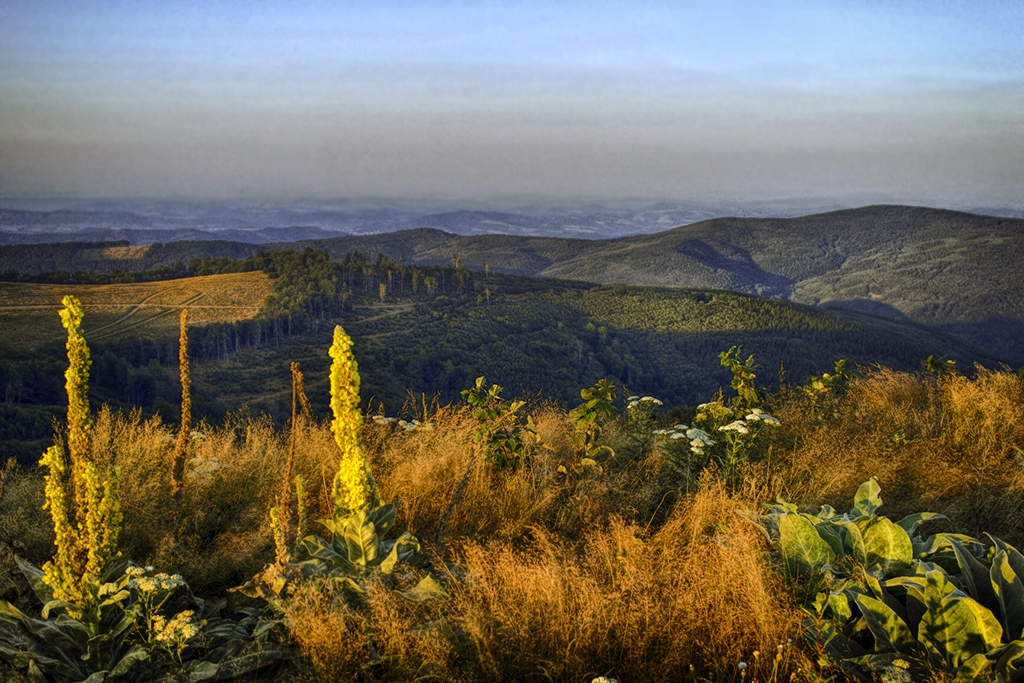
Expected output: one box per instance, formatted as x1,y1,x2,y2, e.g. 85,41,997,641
686,427,715,454
744,408,781,426
628,395,662,412
127,566,187,594
155,609,202,644
719,420,750,435
653,423,716,457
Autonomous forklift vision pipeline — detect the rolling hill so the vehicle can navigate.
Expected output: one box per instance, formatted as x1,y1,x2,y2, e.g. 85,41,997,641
2,205,1023,361
0,259,999,464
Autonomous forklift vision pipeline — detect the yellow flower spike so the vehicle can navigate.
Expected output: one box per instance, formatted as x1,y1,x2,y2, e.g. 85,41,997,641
40,444,84,605
171,309,191,509
328,325,375,513
270,506,291,566
39,296,122,609
59,295,92,520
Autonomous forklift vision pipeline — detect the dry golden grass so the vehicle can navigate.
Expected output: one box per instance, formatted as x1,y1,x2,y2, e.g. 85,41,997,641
7,364,1024,681
0,272,272,350
762,366,1024,543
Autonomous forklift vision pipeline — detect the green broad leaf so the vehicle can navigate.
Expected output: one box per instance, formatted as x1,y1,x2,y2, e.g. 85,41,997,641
343,512,379,567
14,557,53,605
107,644,149,678
0,598,27,622
771,499,801,514
98,590,130,608
853,593,917,655
26,659,48,683
990,551,1024,640
18,613,81,652
329,575,365,594
851,477,883,518
896,512,948,537
379,532,420,575
827,592,854,623
838,520,869,566
41,600,66,620
80,672,109,683
204,641,286,679
368,501,399,536
400,575,449,601
950,538,999,615
816,523,845,558
302,535,342,561
919,570,1003,669
953,653,993,683
778,513,835,580
992,639,1024,682
861,517,914,576
187,660,220,682
915,533,983,559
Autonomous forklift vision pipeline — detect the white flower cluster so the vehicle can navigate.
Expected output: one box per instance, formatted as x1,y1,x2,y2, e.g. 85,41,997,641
127,566,187,594
719,420,750,435
186,455,223,479
879,658,912,683
125,565,155,577
591,678,619,683
652,424,715,456
718,409,781,436
399,419,434,432
154,610,202,643
371,415,434,432
98,582,121,597
744,408,781,426
627,395,662,409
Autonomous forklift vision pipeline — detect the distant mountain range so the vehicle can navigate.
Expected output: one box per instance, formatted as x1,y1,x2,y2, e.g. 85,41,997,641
10,198,1012,243
2,205,1023,363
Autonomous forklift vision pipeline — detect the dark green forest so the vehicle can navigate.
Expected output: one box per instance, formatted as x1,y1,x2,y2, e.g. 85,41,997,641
0,247,998,465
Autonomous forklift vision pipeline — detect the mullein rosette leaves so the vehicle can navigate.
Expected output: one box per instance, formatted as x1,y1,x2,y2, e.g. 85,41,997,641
760,478,1024,682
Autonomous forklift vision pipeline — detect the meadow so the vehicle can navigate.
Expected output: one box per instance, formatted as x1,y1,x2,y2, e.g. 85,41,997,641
2,294,1024,682
0,271,272,351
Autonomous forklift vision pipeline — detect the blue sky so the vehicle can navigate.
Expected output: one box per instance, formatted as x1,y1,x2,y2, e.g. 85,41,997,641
0,0,1021,203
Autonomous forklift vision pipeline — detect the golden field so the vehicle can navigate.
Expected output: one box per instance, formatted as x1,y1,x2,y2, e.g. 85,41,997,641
0,271,272,350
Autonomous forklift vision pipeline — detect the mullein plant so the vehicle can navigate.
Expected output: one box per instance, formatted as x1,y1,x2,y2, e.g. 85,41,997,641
240,326,425,606
301,326,427,597
39,295,122,608
170,309,190,517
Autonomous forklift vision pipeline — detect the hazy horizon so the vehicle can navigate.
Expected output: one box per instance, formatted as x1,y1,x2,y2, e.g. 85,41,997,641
1,1,1021,205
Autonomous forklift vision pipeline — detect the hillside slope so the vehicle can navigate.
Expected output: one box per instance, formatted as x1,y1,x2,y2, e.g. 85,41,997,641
3,205,1022,360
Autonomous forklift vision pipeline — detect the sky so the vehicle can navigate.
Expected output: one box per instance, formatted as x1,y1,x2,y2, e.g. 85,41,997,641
0,0,1021,204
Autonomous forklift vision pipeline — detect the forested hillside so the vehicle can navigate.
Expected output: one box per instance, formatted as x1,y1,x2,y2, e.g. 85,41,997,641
3,205,1023,361
0,249,996,464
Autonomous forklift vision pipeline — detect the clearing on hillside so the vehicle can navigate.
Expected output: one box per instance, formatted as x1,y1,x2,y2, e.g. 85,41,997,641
0,272,273,350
